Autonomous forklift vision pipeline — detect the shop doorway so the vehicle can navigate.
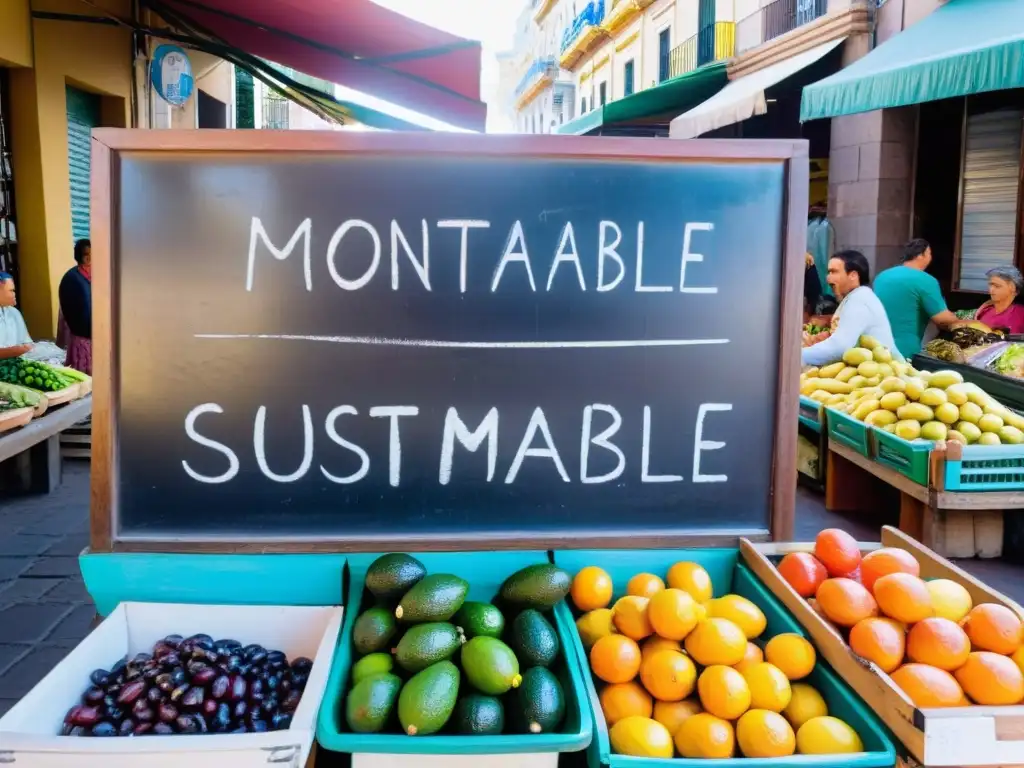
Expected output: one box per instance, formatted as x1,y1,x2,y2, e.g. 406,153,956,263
0,68,18,284
198,89,228,129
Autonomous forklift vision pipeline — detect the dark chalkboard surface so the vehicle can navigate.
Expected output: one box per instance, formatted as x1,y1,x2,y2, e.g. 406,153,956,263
105,136,798,546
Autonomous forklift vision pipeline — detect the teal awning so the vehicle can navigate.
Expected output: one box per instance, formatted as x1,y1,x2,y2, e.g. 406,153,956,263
801,0,1024,122
558,62,728,135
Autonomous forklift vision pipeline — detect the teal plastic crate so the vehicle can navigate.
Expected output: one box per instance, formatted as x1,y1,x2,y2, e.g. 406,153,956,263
871,428,934,486
798,396,823,433
826,407,873,457
552,549,897,768
944,443,1024,491
316,551,591,756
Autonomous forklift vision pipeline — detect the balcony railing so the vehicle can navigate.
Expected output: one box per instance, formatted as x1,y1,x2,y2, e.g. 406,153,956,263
669,22,736,78
515,57,558,96
560,0,606,53
735,0,828,54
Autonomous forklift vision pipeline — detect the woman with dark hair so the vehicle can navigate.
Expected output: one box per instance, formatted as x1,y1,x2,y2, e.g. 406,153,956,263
57,238,91,374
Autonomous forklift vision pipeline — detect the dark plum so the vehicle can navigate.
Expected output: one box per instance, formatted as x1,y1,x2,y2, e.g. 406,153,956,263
152,641,175,659
132,653,153,665
271,712,293,731
146,686,164,705
118,719,135,737
67,705,100,727
132,700,155,723
266,651,286,670
170,684,190,703
163,634,184,648
110,658,128,674
243,645,267,664
186,660,209,676
214,639,241,656
260,696,279,717
229,725,247,734
69,726,88,737
224,655,243,673
124,666,143,682
210,675,230,700
175,714,199,734
91,722,117,737
170,667,187,686
212,703,232,732
152,722,174,735
158,703,178,723
280,690,302,713
155,673,174,693
181,687,205,710
228,675,247,702
265,675,281,693
104,705,126,724
202,698,218,717
232,700,248,720
117,680,146,705
250,718,268,733
289,670,309,690
134,722,154,736
83,686,105,704
191,667,217,686
249,679,264,700
160,652,181,668
89,669,110,687
290,657,313,673
194,713,209,734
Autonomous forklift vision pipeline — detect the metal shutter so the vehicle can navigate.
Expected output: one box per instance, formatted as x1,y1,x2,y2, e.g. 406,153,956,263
958,108,1024,292
66,86,101,244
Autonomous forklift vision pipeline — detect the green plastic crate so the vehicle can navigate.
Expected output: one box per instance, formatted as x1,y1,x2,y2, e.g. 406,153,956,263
316,551,591,757
552,548,897,768
798,396,823,433
826,407,874,457
944,443,1024,491
871,428,933,486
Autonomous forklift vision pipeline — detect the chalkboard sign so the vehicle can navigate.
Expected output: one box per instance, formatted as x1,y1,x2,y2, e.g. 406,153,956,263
90,132,806,551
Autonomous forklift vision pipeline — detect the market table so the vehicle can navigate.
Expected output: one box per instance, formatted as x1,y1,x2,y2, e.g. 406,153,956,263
0,395,92,494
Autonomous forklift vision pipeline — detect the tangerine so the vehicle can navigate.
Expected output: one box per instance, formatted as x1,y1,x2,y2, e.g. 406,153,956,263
640,649,698,702
675,713,736,759
764,634,817,680
777,552,828,598
962,603,1024,655
849,617,906,674
873,573,933,624
685,619,748,667
816,578,878,627
698,665,752,720
860,548,920,592
889,664,965,708
591,634,642,684
571,566,614,611
814,529,862,578
734,642,765,673
706,595,767,639
955,652,1024,705
653,698,702,735
613,596,654,641
628,573,666,599
906,618,971,672
600,681,653,725
742,662,792,713
736,710,796,758
643,636,682,656
648,588,699,641
667,562,714,602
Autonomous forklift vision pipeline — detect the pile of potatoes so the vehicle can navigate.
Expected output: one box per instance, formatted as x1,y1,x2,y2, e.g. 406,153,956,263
801,335,1024,445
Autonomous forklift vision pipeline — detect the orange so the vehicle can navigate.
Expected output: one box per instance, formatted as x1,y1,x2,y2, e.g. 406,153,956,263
734,642,765,673
889,664,965,708
698,665,752,720
706,595,767,639
685,619,748,667
1013,646,1024,677
591,634,642,684
814,529,862,578
648,588,699,641
815,578,877,627
778,553,828,598
906,618,971,671
572,566,614,611
654,698,702,735
640,649,697,702
764,634,817,681
600,681,653,725
675,713,736,759
643,636,682,656
873,573,933,624
613,596,654,641
860,548,920,592
955,652,1024,705
849,617,906,674
962,603,1024,655
736,710,796,758
667,562,714,603
742,662,792,712
628,572,666,599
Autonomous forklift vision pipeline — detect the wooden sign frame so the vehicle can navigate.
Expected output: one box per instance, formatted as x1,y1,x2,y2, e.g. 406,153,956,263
88,129,807,553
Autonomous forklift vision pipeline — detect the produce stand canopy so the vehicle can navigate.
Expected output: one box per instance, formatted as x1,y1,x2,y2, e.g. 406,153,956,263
89,131,807,551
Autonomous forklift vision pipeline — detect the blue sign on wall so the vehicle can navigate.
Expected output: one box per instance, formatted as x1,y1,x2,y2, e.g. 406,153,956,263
151,44,194,107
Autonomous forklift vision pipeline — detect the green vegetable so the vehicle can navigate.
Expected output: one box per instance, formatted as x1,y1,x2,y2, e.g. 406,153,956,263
994,344,1024,377
0,359,75,392
0,383,42,408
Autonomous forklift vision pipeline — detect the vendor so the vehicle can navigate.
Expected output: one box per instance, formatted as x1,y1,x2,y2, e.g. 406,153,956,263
801,251,901,366
0,271,32,359
974,266,1024,334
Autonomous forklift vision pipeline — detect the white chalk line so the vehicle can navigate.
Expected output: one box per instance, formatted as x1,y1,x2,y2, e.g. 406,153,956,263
194,334,731,349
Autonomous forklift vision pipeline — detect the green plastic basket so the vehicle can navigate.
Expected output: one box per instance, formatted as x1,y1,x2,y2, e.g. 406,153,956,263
826,408,874,457
552,549,897,768
871,428,933,486
316,551,591,756
798,396,824,433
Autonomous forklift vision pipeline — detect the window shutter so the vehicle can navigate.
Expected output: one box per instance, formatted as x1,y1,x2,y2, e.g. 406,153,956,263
66,86,101,245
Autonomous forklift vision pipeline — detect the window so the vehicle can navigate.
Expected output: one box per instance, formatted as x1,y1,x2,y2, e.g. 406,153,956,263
582,97,588,113
599,81,607,106
624,60,635,96
658,28,672,82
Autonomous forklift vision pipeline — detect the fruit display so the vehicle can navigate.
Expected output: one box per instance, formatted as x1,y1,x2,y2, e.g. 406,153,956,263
992,344,1024,378
0,358,80,392
61,634,310,736
0,382,42,411
801,334,1024,445
569,560,867,759
777,529,1024,708
343,553,571,737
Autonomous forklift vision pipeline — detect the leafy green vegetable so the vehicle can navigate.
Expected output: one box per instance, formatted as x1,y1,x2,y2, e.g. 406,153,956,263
994,344,1024,377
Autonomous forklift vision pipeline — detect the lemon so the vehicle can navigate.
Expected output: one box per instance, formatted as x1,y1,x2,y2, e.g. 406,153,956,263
609,716,674,758
783,683,828,729
765,634,816,680
675,712,736,759
734,641,765,673
796,716,864,754
926,579,972,623
742,662,792,713
685,619,747,666
613,596,654,641
697,665,751,720
667,562,713,602
736,709,796,758
642,636,682,656
653,698,702,735
706,595,767,639
648,588,699,641
576,608,616,650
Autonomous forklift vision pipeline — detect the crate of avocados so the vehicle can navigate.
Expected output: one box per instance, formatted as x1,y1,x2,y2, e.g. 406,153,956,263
315,551,591,768
742,526,1024,766
552,548,896,767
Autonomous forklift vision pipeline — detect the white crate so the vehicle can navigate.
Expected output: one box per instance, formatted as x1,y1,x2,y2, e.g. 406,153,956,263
352,755,558,768
0,602,343,767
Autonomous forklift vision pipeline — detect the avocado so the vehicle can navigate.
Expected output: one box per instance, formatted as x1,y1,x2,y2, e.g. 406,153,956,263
499,564,571,610
351,652,394,684
452,694,504,735
453,601,505,639
394,622,465,672
345,672,402,733
353,606,397,655
513,667,565,734
365,553,427,603
398,660,460,736
509,609,560,667
461,636,522,695
395,573,469,623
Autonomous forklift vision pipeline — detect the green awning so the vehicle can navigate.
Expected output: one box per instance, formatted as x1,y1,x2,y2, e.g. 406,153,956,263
558,62,728,135
801,0,1024,122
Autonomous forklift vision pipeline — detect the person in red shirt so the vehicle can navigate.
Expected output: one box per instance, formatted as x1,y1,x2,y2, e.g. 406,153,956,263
975,266,1024,334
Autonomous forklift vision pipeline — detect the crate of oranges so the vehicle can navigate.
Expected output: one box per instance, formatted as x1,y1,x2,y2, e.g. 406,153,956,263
742,525,1024,766
552,549,896,767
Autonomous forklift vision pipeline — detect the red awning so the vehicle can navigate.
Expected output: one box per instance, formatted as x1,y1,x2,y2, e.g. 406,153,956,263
152,0,487,131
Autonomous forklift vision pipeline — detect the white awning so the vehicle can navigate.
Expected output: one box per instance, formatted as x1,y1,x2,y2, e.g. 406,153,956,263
669,38,846,139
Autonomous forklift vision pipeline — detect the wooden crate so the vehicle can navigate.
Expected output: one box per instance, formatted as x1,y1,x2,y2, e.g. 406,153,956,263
60,415,91,460
741,527,1024,767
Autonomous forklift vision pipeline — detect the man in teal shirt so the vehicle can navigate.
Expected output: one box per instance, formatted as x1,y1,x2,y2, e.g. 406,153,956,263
873,239,960,359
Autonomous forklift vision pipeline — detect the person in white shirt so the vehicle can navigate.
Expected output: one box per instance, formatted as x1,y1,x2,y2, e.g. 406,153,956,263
802,250,901,367
0,272,32,360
